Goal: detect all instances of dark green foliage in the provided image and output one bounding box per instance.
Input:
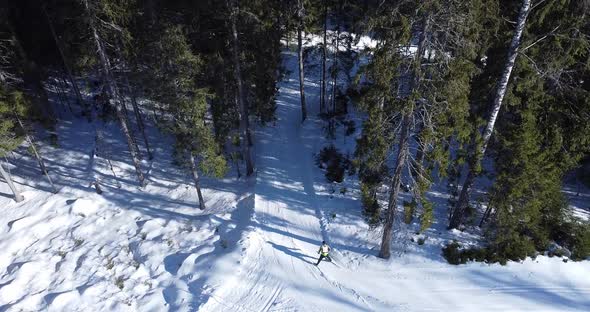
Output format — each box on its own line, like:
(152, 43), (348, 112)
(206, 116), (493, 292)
(444, 224), (590, 265)
(443, 241), (496, 265)
(0, 87), (27, 156)
(316, 145), (350, 183)
(571, 225), (590, 261)
(343, 120), (355, 136)
(419, 201), (434, 233)
(484, 0), (590, 256)
(361, 183), (380, 226)
(442, 241), (464, 265)
(550, 220), (590, 261)
(403, 200), (416, 224)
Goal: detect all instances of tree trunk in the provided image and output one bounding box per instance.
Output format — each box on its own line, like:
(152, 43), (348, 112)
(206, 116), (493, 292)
(332, 1), (342, 114)
(331, 6), (341, 114)
(320, 0), (328, 114)
(59, 76), (74, 114)
(189, 154), (206, 210)
(15, 115), (57, 193)
(379, 13), (430, 258)
(84, 0), (146, 187)
(120, 58), (153, 160)
(43, 6), (88, 119)
(449, 0), (531, 229)
(0, 161), (24, 202)
(412, 130), (427, 180)
(479, 204), (493, 227)
(119, 95), (140, 159)
(297, 0), (307, 122)
(379, 112), (412, 259)
(229, 0), (254, 176)
(52, 75), (68, 115)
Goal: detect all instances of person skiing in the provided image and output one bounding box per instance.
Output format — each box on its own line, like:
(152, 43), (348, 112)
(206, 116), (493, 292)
(315, 241), (332, 266)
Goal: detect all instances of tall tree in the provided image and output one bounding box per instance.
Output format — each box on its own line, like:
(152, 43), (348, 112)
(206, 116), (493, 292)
(0, 87), (25, 202)
(42, 5), (88, 119)
(81, 0), (146, 187)
(320, 0), (328, 114)
(229, 0), (254, 176)
(297, 0), (307, 122)
(449, 0), (531, 229)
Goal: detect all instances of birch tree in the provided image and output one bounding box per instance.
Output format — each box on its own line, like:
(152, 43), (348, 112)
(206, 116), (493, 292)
(449, 0), (531, 229)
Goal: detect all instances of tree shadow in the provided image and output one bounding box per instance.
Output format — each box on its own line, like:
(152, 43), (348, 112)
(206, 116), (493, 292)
(266, 241), (316, 264)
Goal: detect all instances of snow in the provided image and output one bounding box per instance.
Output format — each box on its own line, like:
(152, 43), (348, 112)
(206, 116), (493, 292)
(1, 37), (589, 312)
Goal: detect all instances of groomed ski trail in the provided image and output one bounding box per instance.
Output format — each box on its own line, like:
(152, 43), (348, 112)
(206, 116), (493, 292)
(197, 51), (373, 312)
(195, 50), (590, 312)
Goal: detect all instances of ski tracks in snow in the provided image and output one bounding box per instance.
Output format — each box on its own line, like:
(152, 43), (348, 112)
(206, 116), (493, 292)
(198, 52), (373, 312)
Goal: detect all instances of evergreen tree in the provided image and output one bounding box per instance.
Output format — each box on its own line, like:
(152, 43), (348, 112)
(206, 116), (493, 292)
(137, 24), (228, 209)
(0, 87), (26, 202)
(480, 0), (590, 259)
(80, 0), (146, 186)
(450, 0), (532, 229)
(297, 0), (307, 122)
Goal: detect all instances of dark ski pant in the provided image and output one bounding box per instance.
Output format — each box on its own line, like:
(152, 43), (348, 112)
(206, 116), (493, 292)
(315, 254), (332, 265)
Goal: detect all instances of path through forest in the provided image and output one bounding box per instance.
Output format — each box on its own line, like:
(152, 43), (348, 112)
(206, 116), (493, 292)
(196, 51), (590, 312)
(197, 50), (372, 311)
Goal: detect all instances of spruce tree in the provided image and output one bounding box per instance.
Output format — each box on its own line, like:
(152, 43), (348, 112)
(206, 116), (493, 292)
(449, 0), (532, 229)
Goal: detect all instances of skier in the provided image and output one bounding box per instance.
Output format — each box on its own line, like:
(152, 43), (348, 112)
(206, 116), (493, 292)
(315, 241), (332, 266)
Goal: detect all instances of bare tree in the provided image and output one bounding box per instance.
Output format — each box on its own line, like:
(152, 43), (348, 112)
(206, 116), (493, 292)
(117, 50), (153, 160)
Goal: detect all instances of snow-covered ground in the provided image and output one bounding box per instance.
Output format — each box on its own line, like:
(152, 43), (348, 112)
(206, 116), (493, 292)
(1, 41), (590, 311)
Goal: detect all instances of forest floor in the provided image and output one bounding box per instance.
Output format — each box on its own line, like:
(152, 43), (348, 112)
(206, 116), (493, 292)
(1, 40), (590, 311)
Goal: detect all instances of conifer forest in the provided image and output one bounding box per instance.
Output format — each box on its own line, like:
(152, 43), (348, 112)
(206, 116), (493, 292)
(1, 0), (589, 311)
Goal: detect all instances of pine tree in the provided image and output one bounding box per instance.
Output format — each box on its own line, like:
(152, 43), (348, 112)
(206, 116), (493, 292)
(80, 0), (146, 187)
(42, 4), (89, 119)
(297, 0), (307, 122)
(480, 0), (590, 259)
(0, 87), (25, 202)
(229, 0), (255, 176)
(449, 0), (532, 229)
(137, 24), (228, 209)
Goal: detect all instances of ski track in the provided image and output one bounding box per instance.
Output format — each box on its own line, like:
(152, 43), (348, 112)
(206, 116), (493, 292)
(2, 45), (590, 311)
(196, 50), (590, 312)
(198, 51), (374, 312)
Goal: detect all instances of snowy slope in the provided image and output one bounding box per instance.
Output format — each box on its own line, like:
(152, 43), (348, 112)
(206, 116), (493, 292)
(1, 43), (590, 312)
(0, 100), (249, 311)
(194, 51), (590, 312)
